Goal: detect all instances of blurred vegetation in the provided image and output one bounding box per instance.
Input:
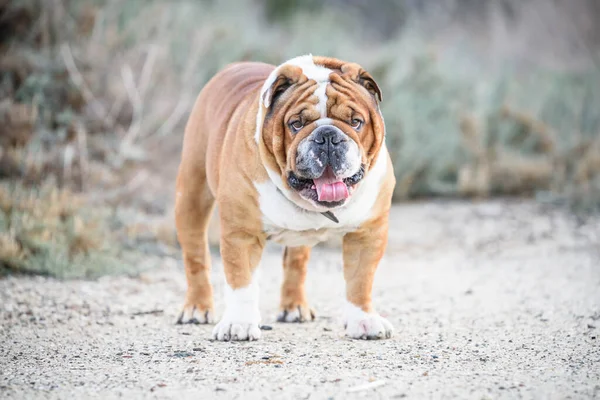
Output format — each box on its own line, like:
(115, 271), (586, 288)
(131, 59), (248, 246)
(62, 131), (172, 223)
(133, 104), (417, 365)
(0, 0), (599, 277)
(0, 181), (131, 278)
(0, 178), (179, 278)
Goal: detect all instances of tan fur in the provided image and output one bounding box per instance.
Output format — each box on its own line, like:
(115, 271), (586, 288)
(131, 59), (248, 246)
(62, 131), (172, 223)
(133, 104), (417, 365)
(343, 154), (395, 312)
(279, 246), (315, 321)
(176, 62), (272, 317)
(175, 56), (395, 329)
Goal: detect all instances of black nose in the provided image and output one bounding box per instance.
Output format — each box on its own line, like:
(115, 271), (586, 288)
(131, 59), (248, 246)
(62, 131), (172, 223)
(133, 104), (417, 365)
(313, 127), (345, 146)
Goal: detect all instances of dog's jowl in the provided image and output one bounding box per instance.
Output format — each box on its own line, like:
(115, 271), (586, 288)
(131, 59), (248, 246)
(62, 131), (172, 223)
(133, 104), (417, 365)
(175, 55), (395, 341)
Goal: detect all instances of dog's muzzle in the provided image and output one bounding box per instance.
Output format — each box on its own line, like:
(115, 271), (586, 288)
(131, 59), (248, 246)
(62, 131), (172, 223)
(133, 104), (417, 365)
(290, 125), (363, 206)
(295, 125), (358, 179)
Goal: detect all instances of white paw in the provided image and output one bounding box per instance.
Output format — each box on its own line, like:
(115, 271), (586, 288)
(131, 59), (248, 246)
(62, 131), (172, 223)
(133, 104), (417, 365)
(213, 320), (261, 341)
(277, 304), (315, 323)
(177, 305), (214, 324)
(344, 303), (393, 340)
(212, 279), (262, 341)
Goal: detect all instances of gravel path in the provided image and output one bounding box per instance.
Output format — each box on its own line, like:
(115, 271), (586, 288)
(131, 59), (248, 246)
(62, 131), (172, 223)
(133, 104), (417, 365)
(1, 200), (599, 399)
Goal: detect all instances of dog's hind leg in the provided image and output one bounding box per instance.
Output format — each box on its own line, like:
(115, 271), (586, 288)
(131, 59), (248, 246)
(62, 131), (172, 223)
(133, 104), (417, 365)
(175, 164), (216, 325)
(277, 246), (316, 323)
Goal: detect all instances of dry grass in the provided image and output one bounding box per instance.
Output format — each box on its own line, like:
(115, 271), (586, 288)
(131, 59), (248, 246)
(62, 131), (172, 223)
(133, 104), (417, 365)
(457, 103), (600, 211)
(0, 182), (155, 278)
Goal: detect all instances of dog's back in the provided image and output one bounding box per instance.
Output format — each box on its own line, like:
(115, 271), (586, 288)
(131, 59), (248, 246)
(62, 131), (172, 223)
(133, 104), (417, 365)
(180, 62), (273, 195)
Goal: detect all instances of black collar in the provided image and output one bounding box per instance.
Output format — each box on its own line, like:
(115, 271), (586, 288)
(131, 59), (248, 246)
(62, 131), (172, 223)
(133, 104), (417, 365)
(275, 187), (339, 224)
(320, 211), (339, 223)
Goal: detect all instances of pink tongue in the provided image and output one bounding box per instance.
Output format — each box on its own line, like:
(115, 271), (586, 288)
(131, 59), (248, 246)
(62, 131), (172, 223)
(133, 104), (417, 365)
(314, 167), (349, 202)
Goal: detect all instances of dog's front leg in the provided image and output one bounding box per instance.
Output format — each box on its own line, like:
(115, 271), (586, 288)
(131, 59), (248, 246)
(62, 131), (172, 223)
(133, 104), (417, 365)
(342, 215), (393, 340)
(212, 202), (266, 341)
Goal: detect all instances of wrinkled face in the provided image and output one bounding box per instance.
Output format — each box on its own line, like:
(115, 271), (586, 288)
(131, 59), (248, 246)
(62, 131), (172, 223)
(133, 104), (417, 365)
(256, 55), (385, 211)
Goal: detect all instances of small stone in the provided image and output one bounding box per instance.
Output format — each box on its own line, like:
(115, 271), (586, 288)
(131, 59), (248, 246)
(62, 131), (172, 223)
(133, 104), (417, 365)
(171, 351), (194, 358)
(260, 325), (273, 330)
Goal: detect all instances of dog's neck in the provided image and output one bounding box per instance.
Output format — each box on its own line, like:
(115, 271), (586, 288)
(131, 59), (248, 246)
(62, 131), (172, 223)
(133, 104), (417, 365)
(274, 187), (340, 224)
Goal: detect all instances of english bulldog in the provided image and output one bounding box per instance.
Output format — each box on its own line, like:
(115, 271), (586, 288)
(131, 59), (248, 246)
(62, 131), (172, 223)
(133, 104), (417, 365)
(175, 55), (395, 341)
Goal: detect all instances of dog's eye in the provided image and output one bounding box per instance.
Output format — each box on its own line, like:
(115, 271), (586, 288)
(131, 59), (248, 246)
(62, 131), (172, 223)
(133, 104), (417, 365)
(350, 118), (363, 130)
(289, 120), (303, 133)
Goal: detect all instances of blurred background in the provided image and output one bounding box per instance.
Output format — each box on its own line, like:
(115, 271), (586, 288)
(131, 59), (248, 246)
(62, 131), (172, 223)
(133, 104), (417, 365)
(1, 0), (599, 278)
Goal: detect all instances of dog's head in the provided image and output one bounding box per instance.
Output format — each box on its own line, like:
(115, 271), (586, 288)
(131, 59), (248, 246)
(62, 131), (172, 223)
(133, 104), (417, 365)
(256, 55), (385, 212)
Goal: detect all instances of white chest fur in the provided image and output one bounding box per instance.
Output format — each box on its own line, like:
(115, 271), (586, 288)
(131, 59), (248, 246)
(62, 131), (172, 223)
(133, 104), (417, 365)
(254, 146), (389, 247)
(265, 226), (353, 247)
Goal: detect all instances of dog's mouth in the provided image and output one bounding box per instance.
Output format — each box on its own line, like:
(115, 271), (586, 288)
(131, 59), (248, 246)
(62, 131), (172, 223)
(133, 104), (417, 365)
(287, 165), (365, 208)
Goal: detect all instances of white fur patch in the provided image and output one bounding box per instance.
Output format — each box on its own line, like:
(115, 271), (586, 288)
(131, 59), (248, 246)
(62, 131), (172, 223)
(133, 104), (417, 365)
(255, 100), (264, 146)
(314, 81), (328, 117)
(254, 144), (389, 246)
(341, 139), (362, 178)
(284, 56), (331, 118)
(285, 54), (331, 82)
(178, 305), (214, 324)
(315, 117), (333, 127)
(276, 305), (314, 323)
(255, 55), (332, 143)
(212, 272), (262, 341)
(344, 302), (393, 340)
(278, 307), (301, 322)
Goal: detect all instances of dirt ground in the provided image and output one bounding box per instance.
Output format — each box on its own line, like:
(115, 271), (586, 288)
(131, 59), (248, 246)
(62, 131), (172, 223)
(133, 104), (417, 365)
(1, 200), (599, 399)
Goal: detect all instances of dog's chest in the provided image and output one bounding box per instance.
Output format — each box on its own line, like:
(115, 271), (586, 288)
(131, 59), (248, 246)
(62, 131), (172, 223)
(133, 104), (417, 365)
(255, 182), (371, 247)
(254, 150), (389, 247)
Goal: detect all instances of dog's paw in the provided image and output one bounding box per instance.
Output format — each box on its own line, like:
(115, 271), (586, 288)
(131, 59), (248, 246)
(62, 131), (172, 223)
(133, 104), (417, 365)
(176, 304), (214, 325)
(212, 283), (262, 341)
(277, 303), (316, 323)
(212, 320), (261, 341)
(344, 303), (393, 340)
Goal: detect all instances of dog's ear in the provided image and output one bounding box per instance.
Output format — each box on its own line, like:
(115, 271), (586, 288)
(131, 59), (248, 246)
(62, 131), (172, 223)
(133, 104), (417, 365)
(356, 69), (382, 102)
(262, 65), (303, 108)
(341, 63), (383, 102)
